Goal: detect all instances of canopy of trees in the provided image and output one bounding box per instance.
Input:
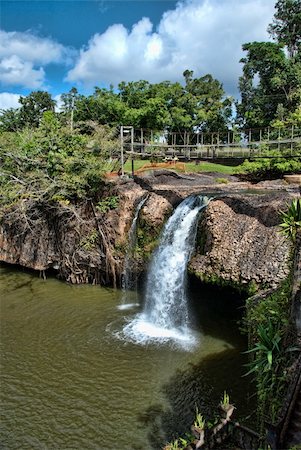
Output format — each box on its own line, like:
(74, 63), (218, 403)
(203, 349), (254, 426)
(0, 1), (300, 135)
(0, 72), (233, 133)
(237, 0), (301, 128)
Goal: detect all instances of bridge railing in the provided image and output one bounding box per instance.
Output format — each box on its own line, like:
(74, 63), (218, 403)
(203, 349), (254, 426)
(122, 125), (301, 160)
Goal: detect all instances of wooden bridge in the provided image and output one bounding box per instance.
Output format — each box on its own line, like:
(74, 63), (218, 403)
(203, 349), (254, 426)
(120, 125), (301, 165)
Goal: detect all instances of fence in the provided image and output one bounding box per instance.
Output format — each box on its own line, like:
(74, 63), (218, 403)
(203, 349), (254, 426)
(120, 125), (301, 161)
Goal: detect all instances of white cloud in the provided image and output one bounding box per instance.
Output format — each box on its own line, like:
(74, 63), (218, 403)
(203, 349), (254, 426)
(67, 0), (275, 95)
(0, 30), (71, 88)
(0, 55), (45, 89)
(0, 92), (20, 110)
(0, 30), (66, 65)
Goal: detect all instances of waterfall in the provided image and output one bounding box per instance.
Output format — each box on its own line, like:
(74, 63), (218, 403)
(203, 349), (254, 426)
(122, 195), (209, 348)
(119, 195), (148, 310)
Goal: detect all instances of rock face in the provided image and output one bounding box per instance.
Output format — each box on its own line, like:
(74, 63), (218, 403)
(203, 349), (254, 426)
(190, 195), (292, 290)
(0, 172), (298, 291)
(0, 181), (148, 285)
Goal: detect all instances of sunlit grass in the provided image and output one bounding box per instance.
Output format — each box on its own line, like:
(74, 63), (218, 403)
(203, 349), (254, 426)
(124, 159), (237, 175)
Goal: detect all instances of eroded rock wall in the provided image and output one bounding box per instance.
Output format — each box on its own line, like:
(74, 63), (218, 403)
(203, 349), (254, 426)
(0, 181), (148, 284)
(190, 195), (292, 290)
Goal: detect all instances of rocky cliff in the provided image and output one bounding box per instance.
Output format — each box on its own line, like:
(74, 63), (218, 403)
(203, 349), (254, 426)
(190, 195), (291, 291)
(0, 172), (298, 291)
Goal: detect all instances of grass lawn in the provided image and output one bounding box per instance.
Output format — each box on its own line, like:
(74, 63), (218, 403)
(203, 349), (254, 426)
(124, 159), (238, 175)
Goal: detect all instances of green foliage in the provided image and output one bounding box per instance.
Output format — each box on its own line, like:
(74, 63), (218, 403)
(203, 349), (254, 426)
(236, 149), (301, 180)
(279, 198), (301, 241)
(165, 439), (181, 450)
(245, 321), (282, 375)
(0, 112), (119, 210)
(237, 0), (301, 128)
(19, 91), (56, 128)
(221, 391), (230, 408)
(80, 229), (99, 251)
(62, 71), (232, 133)
(194, 408), (206, 429)
(215, 177), (229, 184)
(0, 108), (22, 132)
(243, 278), (293, 426)
(96, 196), (119, 214)
(245, 320), (284, 427)
(268, 0), (301, 59)
(191, 271), (258, 296)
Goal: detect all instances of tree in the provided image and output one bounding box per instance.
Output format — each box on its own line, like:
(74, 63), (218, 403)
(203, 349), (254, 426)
(268, 0), (301, 59)
(60, 87), (79, 130)
(237, 42), (289, 127)
(238, 0), (301, 128)
(19, 91), (56, 128)
(0, 108), (22, 132)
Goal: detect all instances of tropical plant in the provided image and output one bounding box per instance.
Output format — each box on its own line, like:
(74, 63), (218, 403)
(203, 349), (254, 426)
(221, 391), (230, 408)
(245, 321), (282, 376)
(164, 439), (181, 450)
(193, 408), (206, 429)
(279, 198), (301, 241)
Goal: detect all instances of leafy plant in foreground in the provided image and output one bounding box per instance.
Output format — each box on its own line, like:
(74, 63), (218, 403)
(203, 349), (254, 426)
(245, 321), (282, 376)
(279, 198), (301, 242)
(193, 408), (206, 429)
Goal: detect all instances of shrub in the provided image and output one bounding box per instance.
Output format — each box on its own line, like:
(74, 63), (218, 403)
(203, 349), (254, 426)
(236, 148), (301, 181)
(279, 198), (301, 242)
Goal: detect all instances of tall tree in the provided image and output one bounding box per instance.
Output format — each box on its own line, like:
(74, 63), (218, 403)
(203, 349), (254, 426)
(268, 0), (301, 59)
(19, 91), (56, 128)
(238, 0), (301, 128)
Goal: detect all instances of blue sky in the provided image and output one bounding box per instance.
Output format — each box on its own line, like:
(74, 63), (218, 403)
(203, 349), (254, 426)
(0, 0), (276, 109)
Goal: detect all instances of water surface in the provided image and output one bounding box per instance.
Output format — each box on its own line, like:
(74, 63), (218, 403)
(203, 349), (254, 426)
(0, 266), (252, 450)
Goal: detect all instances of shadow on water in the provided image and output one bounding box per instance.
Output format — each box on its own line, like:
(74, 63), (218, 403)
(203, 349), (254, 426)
(137, 277), (253, 450)
(188, 275), (248, 348)
(139, 347), (253, 450)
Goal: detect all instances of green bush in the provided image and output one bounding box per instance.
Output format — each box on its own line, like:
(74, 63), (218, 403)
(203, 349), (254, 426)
(0, 113), (119, 210)
(236, 148), (301, 180)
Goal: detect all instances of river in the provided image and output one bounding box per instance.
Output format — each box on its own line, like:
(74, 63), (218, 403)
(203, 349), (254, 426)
(0, 265), (252, 450)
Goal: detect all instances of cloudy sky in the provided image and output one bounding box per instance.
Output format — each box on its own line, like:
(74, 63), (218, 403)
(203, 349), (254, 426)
(0, 0), (276, 110)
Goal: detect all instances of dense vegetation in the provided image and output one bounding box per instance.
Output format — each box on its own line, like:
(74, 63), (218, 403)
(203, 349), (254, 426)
(0, 113), (120, 212)
(0, 1), (300, 187)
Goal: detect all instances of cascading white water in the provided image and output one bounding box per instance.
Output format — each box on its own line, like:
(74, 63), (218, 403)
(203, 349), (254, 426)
(121, 195), (209, 348)
(119, 195), (148, 310)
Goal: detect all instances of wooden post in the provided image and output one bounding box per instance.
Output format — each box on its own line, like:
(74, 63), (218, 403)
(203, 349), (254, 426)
(227, 131), (230, 156)
(131, 126), (134, 153)
(120, 126), (124, 176)
(140, 128), (143, 154)
(131, 158), (134, 177)
(249, 129), (252, 158)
